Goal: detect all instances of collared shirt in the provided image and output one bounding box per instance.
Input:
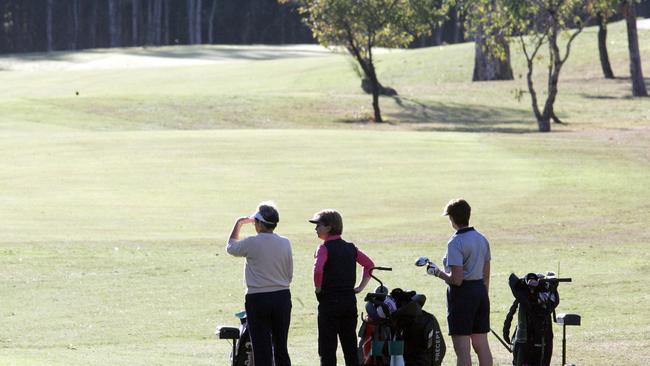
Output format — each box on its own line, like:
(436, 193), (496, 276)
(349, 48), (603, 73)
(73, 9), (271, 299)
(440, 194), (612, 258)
(313, 235), (374, 288)
(442, 227), (491, 281)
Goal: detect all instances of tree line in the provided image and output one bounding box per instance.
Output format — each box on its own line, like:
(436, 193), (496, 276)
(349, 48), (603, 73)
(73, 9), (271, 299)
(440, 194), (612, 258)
(0, 0), (312, 53)
(0, 0), (479, 54)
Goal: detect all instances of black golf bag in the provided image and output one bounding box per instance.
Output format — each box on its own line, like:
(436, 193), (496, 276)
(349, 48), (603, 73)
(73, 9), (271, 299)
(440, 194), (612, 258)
(503, 273), (560, 366)
(217, 312), (255, 366)
(358, 287), (446, 366)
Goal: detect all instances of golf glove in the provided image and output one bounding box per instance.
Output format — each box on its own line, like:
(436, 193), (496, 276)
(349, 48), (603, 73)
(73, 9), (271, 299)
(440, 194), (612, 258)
(426, 263), (441, 276)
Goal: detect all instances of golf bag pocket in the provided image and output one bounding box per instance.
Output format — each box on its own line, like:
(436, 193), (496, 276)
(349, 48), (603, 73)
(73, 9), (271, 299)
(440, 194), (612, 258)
(389, 340), (404, 355)
(371, 340), (385, 356)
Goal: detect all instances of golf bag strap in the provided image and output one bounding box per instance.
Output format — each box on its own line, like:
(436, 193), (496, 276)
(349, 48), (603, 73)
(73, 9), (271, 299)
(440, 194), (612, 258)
(503, 299), (519, 345)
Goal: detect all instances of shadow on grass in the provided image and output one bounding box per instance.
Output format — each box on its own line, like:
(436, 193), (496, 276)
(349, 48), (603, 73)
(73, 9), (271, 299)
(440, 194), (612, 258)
(337, 96), (537, 133)
(133, 45), (331, 61)
(579, 77), (650, 99)
(0, 45), (331, 63)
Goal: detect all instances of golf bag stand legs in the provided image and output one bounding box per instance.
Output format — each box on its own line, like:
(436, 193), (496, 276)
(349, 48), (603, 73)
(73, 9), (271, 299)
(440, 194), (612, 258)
(556, 313), (581, 366)
(217, 326), (241, 366)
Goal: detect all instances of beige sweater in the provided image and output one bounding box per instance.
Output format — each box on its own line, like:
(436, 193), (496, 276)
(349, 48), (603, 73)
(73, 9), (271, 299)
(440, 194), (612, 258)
(227, 232), (293, 294)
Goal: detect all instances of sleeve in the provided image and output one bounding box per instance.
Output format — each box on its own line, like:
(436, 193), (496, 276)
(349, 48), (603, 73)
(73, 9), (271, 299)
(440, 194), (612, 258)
(356, 248), (375, 279)
(226, 237), (250, 257)
(446, 238), (464, 267)
(287, 239), (294, 282)
(313, 244), (328, 288)
(485, 238), (491, 261)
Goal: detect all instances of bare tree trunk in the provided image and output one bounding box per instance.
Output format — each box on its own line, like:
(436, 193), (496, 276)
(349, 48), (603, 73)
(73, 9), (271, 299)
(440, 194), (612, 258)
(346, 34), (383, 123)
(472, 28), (514, 81)
(153, 0), (162, 44)
(187, 0), (195, 44)
(46, 0), (53, 52)
(89, 0), (97, 48)
(597, 12), (615, 79)
(70, 0), (81, 50)
(108, 0), (121, 47)
(0, 0), (5, 52)
(433, 26), (443, 46)
(622, 1), (648, 96)
(207, 0), (217, 44)
(145, 0), (152, 44)
(195, 0), (202, 44)
(132, 0), (139, 45)
(370, 68), (382, 122)
(163, 0), (170, 44)
(541, 25), (562, 131)
(453, 6), (463, 43)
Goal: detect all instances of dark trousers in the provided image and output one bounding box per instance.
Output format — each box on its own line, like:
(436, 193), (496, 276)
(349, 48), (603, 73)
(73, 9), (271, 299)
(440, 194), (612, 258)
(245, 289), (292, 366)
(318, 295), (359, 366)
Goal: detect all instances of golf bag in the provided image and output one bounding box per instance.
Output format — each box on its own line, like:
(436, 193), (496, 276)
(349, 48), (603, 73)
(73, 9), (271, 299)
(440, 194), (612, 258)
(217, 312), (255, 366)
(359, 287), (446, 366)
(503, 273), (560, 366)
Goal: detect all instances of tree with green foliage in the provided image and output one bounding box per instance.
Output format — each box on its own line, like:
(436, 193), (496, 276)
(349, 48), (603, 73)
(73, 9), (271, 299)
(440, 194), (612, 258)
(504, 0), (596, 132)
(291, 0), (447, 122)
(456, 0), (514, 81)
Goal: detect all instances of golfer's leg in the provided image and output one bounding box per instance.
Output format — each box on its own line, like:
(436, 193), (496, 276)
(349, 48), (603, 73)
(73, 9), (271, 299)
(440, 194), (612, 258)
(271, 290), (292, 366)
(338, 310), (359, 366)
(245, 293), (273, 366)
(452, 335), (472, 366)
(471, 333), (493, 366)
(318, 309), (338, 366)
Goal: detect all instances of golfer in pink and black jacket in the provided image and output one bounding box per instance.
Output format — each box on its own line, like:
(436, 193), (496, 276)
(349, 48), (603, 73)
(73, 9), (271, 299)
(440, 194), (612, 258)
(310, 209), (375, 366)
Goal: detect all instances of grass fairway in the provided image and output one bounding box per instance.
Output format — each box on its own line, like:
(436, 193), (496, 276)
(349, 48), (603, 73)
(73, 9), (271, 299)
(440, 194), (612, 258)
(1, 21), (650, 365)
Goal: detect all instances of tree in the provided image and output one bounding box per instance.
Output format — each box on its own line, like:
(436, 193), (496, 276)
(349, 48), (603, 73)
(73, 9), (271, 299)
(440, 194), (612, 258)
(504, 0), (595, 132)
(458, 0), (514, 81)
(195, 0), (203, 44)
(621, 0), (648, 96)
(108, 0), (122, 48)
(46, 0), (53, 52)
(207, 0), (218, 44)
(594, 0), (616, 78)
(292, 0), (445, 122)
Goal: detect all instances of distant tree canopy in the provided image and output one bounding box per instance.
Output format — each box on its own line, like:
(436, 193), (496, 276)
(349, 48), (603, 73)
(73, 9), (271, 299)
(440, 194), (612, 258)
(0, 0), (313, 54)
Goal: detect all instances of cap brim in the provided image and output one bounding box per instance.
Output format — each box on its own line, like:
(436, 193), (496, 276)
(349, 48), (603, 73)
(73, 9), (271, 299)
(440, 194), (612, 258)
(308, 219), (320, 224)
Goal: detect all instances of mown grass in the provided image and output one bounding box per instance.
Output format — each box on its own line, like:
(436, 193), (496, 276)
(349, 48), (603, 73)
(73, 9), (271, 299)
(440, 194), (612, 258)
(1, 20), (649, 366)
(1, 21), (648, 132)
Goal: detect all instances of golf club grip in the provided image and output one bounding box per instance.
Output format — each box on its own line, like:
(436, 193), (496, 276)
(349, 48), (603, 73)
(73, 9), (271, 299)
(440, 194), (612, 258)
(372, 266), (392, 271)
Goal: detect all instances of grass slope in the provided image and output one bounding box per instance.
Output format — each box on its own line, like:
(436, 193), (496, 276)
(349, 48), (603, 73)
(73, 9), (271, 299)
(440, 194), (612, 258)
(1, 21), (648, 132)
(0, 21), (649, 366)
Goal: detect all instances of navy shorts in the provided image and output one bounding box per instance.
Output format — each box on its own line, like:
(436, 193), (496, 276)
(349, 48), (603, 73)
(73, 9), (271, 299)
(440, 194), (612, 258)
(446, 280), (490, 336)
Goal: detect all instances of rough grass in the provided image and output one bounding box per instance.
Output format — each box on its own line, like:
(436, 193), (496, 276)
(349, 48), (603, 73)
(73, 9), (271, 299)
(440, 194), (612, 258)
(1, 20), (650, 366)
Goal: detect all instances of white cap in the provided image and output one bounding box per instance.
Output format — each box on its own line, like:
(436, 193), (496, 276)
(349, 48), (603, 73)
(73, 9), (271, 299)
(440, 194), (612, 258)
(250, 211), (275, 225)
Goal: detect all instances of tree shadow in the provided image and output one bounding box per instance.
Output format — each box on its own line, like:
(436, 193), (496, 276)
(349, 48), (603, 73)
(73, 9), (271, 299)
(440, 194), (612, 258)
(0, 45), (332, 63)
(580, 77), (650, 99)
(378, 96), (538, 133)
(134, 45), (332, 61)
